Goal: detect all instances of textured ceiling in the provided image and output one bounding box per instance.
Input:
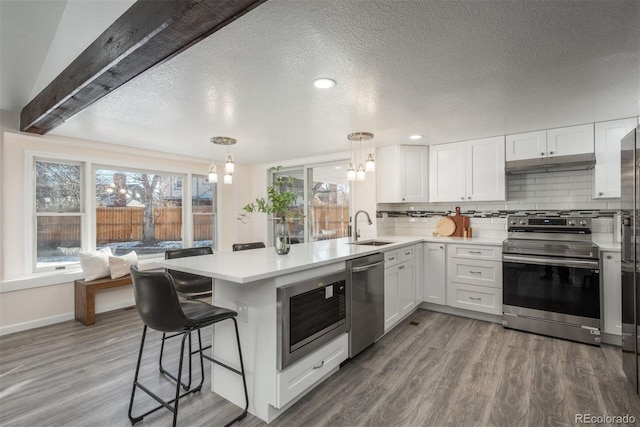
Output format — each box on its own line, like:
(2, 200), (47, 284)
(4, 1), (640, 165)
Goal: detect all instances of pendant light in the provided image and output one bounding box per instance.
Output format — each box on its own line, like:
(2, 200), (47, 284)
(347, 132), (374, 181)
(211, 136), (237, 184)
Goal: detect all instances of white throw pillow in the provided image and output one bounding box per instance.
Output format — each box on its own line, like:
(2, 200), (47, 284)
(109, 251), (138, 279)
(78, 247), (113, 281)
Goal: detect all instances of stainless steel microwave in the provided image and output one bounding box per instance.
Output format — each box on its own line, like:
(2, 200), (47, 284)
(277, 270), (349, 369)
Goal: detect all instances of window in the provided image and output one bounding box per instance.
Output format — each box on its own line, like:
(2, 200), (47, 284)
(271, 161), (351, 244)
(192, 175), (217, 248)
(35, 159), (83, 270)
(95, 167), (184, 256)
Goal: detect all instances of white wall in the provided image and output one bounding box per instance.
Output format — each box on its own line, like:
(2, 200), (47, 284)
(0, 131), (252, 335)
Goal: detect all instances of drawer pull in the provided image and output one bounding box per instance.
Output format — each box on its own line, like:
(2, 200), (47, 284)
(468, 251), (482, 254)
(399, 265), (405, 270)
(388, 256), (396, 261)
(405, 251), (411, 256)
(469, 297), (482, 301)
(313, 361), (325, 370)
(469, 270), (482, 274)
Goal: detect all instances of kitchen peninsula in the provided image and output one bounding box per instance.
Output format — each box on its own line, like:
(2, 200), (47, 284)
(159, 237), (419, 422)
(159, 235), (505, 422)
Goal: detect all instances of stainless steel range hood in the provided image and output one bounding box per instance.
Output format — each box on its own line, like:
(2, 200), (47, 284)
(505, 152), (596, 175)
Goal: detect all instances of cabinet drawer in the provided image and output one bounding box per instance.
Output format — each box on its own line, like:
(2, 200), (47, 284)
(398, 246), (415, 263)
(449, 244), (502, 261)
(448, 258), (502, 288)
(385, 250), (400, 267)
(275, 333), (348, 408)
(448, 282), (502, 315)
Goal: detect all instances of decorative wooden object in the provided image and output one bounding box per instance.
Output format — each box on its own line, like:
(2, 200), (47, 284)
(451, 207), (470, 238)
(20, 0), (267, 135)
(74, 276), (132, 326)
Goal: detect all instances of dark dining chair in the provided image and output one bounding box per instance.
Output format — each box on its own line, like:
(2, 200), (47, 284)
(232, 242), (266, 251)
(128, 266), (248, 427)
(161, 247), (213, 390)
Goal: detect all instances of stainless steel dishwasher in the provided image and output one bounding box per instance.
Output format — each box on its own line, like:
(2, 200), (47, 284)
(347, 252), (385, 358)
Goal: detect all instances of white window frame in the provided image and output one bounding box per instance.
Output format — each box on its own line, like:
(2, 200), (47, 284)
(25, 149), (217, 276)
(32, 157), (85, 273)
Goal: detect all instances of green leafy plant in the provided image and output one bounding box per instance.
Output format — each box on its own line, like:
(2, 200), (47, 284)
(238, 167), (303, 223)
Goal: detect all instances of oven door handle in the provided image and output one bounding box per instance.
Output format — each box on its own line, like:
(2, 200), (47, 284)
(502, 254), (599, 269)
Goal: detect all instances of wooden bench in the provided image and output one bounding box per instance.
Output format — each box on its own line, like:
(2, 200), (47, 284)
(74, 276), (132, 326)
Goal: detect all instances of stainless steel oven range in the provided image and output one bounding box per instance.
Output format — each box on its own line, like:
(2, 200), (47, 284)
(502, 215), (601, 345)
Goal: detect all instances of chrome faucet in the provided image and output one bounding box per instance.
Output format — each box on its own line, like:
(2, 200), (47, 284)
(353, 210), (372, 241)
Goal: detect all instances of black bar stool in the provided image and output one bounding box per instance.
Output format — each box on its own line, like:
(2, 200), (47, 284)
(128, 266), (248, 427)
(232, 242), (265, 251)
(160, 247), (214, 390)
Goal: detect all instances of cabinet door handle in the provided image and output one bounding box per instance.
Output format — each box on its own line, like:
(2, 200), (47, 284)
(549, 151), (554, 155)
(440, 246), (444, 249)
(405, 251), (411, 255)
(399, 265), (405, 270)
(607, 255), (612, 259)
(599, 192), (604, 196)
(541, 152), (545, 156)
(461, 197), (465, 200)
(313, 360), (325, 370)
(469, 297), (482, 301)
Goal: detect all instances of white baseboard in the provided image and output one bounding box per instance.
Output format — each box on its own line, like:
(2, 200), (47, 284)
(0, 298), (135, 337)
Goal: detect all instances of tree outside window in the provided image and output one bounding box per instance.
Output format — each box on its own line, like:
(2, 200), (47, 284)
(95, 168), (184, 256)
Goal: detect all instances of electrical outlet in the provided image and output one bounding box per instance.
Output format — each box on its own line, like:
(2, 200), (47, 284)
(235, 302), (248, 323)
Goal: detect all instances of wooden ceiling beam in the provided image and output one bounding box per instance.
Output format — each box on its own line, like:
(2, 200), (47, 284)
(20, 0), (267, 135)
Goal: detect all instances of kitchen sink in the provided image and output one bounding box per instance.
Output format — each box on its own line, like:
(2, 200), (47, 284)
(348, 240), (393, 246)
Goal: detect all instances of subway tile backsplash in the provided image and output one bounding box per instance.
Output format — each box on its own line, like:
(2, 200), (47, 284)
(377, 168), (621, 214)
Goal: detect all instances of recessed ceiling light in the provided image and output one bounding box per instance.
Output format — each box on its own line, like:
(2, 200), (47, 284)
(313, 78), (336, 89)
(409, 135), (423, 140)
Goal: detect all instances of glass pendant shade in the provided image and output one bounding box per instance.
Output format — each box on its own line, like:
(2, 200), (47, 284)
(365, 153), (375, 172)
(208, 164), (218, 183)
(356, 164), (366, 181)
(347, 162), (356, 181)
(225, 154), (235, 173)
(223, 171), (232, 184)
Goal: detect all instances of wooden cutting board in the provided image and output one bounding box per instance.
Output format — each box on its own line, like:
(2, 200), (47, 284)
(433, 217), (456, 237)
(451, 207), (469, 237)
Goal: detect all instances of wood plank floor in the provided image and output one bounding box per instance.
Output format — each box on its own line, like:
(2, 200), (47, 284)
(2, 307), (640, 426)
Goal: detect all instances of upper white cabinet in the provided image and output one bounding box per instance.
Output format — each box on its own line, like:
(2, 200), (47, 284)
(429, 136), (505, 203)
(376, 145), (429, 203)
(505, 130), (547, 161)
(594, 118), (638, 199)
(506, 124), (594, 161)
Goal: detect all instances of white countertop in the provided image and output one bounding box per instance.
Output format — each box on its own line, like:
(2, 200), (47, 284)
(158, 237), (423, 283)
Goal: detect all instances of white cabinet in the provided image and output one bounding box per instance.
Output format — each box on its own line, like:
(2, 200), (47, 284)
(594, 118), (638, 199)
(602, 251), (621, 336)
(423, 243), (446, 305)
(429, 136), (505, 203)
(275, 333), (348, 408)
(446, 244), (502, 315)
(506, 124), (594, 161)
(376, 145), (429, 203)
(415, 243), (423, 303)
(384, 245), (416, 331)
(505, 130), (547, 161)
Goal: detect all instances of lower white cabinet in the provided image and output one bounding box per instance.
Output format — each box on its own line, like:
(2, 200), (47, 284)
(602, 251), (622, 336)
(446, 244), (503, 315)
(275, 333), (348, 408)
(415, 244), (424, 303)
(384, 246), (416, 331)
(423, 243), (446, 305)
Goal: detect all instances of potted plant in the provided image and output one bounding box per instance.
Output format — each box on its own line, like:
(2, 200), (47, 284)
(238, 168), (302, 254)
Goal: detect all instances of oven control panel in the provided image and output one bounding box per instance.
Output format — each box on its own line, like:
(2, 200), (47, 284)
(507, 215), (591, 231)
